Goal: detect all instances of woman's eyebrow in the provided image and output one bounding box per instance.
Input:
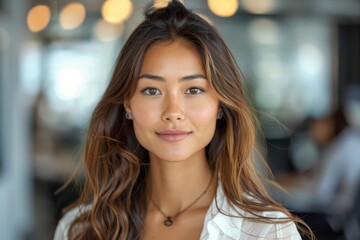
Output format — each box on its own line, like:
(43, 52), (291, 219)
(138, 73), (207, 81)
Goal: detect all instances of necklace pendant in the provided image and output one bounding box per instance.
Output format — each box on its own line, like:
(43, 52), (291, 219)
(164, 216), (173, 226)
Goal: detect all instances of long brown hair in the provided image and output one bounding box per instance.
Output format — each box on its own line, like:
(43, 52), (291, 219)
(66, 1), (313, 239)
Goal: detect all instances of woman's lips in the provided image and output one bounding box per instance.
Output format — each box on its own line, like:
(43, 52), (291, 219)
(156, 130), (191, 142)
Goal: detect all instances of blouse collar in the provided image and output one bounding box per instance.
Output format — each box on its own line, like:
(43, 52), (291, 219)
(201, 182), (245, 240)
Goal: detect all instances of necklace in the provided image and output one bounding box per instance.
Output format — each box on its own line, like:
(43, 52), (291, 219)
(150, 174), (214, 227)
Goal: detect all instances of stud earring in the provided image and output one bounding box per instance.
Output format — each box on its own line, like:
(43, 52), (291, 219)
(125, 112), (132, 120)
(217, 111), (223, 119)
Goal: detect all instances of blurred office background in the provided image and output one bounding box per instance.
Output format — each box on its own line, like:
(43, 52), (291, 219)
(0, 0), (359, 239)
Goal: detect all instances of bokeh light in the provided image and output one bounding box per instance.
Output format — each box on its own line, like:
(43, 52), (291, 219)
(102, 0), (133, 24)
(241, 0), (277, 14)
(208, 0), (238, 17)
(27, 5), (51, 32)
(59, 2), (86, 30)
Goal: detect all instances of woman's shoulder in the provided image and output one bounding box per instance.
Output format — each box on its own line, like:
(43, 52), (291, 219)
(205, 203), (301, 239)
(53, 205), (90, 240)
(202, 186), (301, 239)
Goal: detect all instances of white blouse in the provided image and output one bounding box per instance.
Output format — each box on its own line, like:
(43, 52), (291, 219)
(54, 186), (301, 240)
(199, 186), (301, 239)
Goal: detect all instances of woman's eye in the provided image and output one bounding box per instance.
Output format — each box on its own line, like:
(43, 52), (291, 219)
(185, 88), (204, 95)
(142, 88), (161, 95)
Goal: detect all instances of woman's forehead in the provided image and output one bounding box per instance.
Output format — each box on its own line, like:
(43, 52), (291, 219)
(139, 39), (206, 77)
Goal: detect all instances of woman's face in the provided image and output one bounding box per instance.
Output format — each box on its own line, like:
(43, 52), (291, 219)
(126, 39), (219, 162)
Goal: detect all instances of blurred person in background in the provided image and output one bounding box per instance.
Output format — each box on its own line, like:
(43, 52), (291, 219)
(277, 85), (360, 239)
(53, 1), (312, 239)
(316, 85), (360, 238)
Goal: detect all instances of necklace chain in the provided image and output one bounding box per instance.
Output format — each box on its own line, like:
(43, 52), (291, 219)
(150, 174), (214, 227)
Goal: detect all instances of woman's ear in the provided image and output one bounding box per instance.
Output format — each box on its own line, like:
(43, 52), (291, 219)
(124, 100), (131, 112)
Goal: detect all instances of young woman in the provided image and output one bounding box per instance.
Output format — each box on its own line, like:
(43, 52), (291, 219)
(54, 1), (312, 239)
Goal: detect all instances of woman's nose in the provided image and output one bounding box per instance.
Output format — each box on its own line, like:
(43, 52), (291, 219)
(162, 95), (185, 122)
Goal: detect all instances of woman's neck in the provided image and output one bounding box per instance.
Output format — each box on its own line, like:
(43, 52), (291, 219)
(147, 153), (215, 216)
